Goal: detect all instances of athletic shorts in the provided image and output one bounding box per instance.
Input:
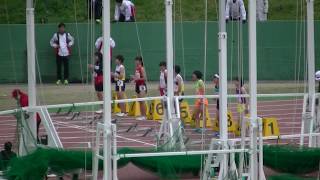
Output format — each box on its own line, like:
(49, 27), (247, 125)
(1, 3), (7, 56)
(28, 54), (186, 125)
(216, 99), (219, 110)
(179, 92), (184, 102)
(95, 83), (103, 92)
(135, 83), (147, 94)
(115, 80), (126, 92)
(195, 98), (208, 108)
(159, 88), (166, 96)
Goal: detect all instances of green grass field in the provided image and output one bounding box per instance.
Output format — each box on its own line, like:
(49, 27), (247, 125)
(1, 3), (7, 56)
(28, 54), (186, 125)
(1, 0), (319, 24)
(0, 81), (309, 111)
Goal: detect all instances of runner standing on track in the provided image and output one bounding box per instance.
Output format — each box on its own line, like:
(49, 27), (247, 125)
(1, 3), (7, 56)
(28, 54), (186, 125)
(192, 70), (208, 133)
(11, 89), (41, 140)
(158, 61), (167, 96)
(88, 52), (104, 114)
(233, 77), (248, 114)
(174, 65), (184, 97)
(131, 56), (147, 121)
(113, 55), (127, 117)
(212, 74), (220, 123)
(233, 77), (249, 132)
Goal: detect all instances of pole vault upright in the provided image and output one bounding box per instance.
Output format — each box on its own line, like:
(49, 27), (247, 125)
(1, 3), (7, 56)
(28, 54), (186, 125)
(23, 0), (37, 155)
(102, 0), (112, 179)
(307, 0), (315, 109)
(248, 0), (259, 179)
(306, 0), (316, 147)
(165, 0), (175, 138)
(218, 0), (228, 177)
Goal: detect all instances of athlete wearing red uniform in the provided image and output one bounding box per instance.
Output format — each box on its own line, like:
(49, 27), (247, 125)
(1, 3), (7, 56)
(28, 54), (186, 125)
(132, 56), (147, 120)
(134, 60), (147, 94)
(11, 89), (41, 138)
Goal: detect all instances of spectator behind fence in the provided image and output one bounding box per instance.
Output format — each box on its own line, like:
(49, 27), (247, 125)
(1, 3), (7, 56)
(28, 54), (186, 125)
(50, 23), (74, 85)
(114, 0), (136, 22)
(0, 142), (17, 170)
(257, 0), (269, 21)
(225, 0), (247, 23)
(87, 0), (102, 23)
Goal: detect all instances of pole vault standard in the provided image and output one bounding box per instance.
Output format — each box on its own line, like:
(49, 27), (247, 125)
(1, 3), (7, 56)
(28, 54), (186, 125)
(102, 0), (112, 179)
(162, 0), (175, 142)
(165, 0), (174, 110)
(248, 0), (260, 179)
(218, 0), (229, 178)
(23, 0), (37, 156)
(307, 0), (315, 110)
(306, 0), (317, 148)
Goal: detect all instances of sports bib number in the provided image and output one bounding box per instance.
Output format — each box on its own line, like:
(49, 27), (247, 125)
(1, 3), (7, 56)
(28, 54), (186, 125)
(139, 85), (146, 92)
(117, 80), (124, 87)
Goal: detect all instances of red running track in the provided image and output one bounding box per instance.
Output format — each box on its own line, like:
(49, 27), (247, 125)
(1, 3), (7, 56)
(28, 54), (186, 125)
(0, 99), (304, 179)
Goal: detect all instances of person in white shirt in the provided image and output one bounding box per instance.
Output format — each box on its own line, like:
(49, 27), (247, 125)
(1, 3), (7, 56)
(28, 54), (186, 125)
(158, 61), (167, 96)
(174, 65), (184, 97)
(95, 37), (116, 56)
(257, 0), (268, 21)
(50, 23), (74, 85)
(225, 0), (247, 23)
(114, 0), (135, 22)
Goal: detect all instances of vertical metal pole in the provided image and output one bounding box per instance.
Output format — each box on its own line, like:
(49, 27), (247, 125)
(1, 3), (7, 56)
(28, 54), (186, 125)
(306, 0), (315, 109)
(24, 0), (37, 155)
(248, 0), (258, 179)
(165, 0), (174, 116)
(306, 0), (316, 150)
(258, 118), (266, 180)
(112, 124), (118, 180)
(102, 0), (112, 179)
(92, 129), (101, 180)
(218, 0), (228, 178)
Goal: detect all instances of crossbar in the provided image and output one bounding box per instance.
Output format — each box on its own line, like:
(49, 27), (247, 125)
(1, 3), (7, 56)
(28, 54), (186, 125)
(0, 93), (313, 116)
(117, 149), (249, 159)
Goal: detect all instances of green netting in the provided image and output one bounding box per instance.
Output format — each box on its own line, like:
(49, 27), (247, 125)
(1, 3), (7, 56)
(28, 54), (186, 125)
(5, 148), (105, 180)
(6, 145), (320, 180)
(268, 174), (317, 180)
(5, 148), (202, 180)
(263, 145), (320, 174)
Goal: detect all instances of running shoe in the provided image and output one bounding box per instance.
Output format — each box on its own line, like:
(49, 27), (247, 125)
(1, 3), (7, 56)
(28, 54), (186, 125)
(116, 112), (125, 117)
(47, 174), (57, 178)
(95, 109), (103, 114)
(136, 116), (146, 121)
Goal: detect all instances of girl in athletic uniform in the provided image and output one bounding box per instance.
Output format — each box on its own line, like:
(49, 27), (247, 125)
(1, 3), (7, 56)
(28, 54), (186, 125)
(88, 52), (104, 114)
(174, 65), (185, 98)
(192, 70), (208, 132)
(113, 55), (127, 117)
(174, 65), (184, 97)
(234, 77), (248, 114)
(159, 61), (167, 96)
(213, 74), (220, 123)
(132, 56), (147, 120)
